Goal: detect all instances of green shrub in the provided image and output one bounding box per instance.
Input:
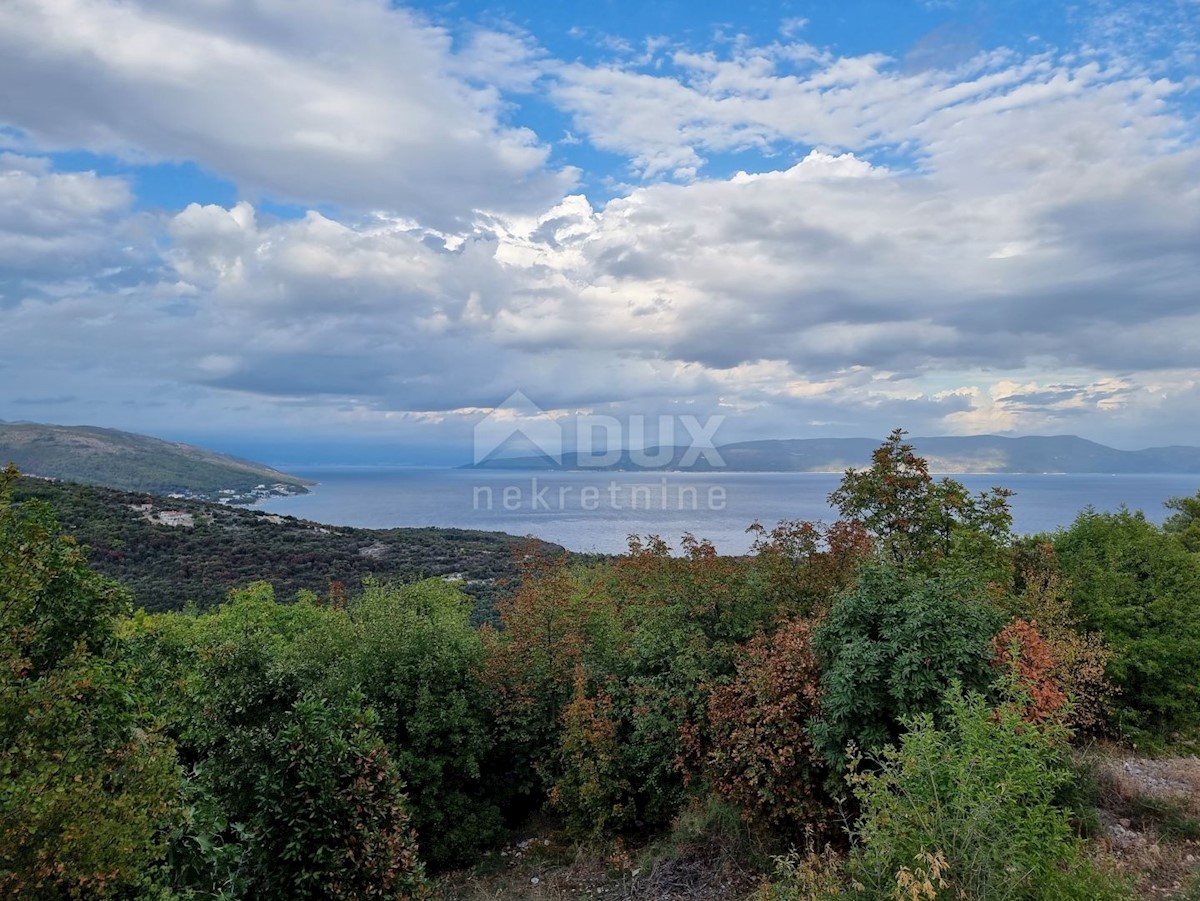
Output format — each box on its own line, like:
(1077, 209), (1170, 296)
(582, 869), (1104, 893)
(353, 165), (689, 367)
(335, 579), (503, 868)
(244, 693), (426, 900)
(843, 687), (1132, 900)
(549, 669), (635, 838)
(809, 562), (1002, 771)
(1054, 509), (1200, 736)
(0, 466), (181, 898)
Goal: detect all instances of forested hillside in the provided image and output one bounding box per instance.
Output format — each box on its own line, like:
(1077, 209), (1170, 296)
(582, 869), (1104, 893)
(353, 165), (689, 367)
(11, 476), (563, 617)
(0, 422), (312, 499)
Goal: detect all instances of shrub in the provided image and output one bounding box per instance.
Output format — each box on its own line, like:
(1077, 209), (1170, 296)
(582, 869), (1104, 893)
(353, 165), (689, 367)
(481, 552), (612, 810)
(992, 619), (1068, 725)
(1006, 541), (1114, 733)
(0, 650), (181, 899)
(809, 562), (1002, 771)
(0, 466), (181, 898)
(843, 688), (1132, 900)
(754, 843), (845, 901)
(336, 579), (503, 868)
(245, 694), (426, 900)
(698, 617), (829, 830)
(1054, 509), (1200, 736)
(549, 667), (635, 838)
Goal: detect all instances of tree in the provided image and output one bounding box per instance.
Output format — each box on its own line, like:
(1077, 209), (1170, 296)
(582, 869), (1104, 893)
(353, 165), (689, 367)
(1054, 509), (1200, 736)
(0, 465), (180, 898)
(1164, 488), (1200, 552)
(828, 429), (1013, 584)
(334, 578), (502, 869)
(126, 583), (427, 895)
(809, 561), (1003, 771)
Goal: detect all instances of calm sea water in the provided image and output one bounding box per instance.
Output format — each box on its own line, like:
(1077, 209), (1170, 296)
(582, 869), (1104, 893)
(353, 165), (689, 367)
(257, 469), (1200, 555)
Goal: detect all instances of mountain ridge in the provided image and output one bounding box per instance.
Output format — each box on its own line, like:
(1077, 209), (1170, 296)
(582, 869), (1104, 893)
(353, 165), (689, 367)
(471, 433), (1200, 474)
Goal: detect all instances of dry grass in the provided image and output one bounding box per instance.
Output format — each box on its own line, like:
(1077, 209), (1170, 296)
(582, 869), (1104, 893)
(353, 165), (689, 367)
(432, 812), (762, 901)
(1089, 748), (1200, 898)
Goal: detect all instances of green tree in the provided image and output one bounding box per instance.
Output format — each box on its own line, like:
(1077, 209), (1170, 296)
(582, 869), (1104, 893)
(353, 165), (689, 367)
(332, 578), (503, 869)
(125, 584), (427, 896)
(0, 465), (180, 898)
(1054, 508), (1200, 736)
(829, 429), (1013, 583)
(1164, 488), (1200, 553)
(809, 561), (1003, 771)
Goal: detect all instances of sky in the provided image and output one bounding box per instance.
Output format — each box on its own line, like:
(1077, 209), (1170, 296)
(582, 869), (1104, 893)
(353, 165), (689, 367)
(1, 0), (1198, 464)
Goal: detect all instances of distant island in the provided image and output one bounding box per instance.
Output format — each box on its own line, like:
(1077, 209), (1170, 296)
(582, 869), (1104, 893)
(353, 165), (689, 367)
(0, 422), (312, 502)
(472, 433), (1200, 474)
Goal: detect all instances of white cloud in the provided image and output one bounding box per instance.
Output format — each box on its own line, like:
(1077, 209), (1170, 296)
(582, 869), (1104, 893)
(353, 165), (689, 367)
(547, 38), (1189, 185)
(2, 17), (1200, 448)
(0, 154), (152, 294)
(0, 0), (573, 226)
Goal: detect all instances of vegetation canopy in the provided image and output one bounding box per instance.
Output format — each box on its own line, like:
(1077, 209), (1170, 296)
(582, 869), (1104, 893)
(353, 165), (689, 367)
(2, 433), (1197, 899)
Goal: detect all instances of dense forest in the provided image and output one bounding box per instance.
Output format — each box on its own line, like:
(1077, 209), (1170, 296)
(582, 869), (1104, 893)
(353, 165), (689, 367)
(3, 431), (1200, 899)
(10, 477), (565, 620)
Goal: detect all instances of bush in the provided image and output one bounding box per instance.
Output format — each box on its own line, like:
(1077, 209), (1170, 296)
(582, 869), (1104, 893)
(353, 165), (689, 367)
(992, 619), (1068, 724)
(245, 694), (426, 900)
(698, 617), (829, 830)
(335, 579), (503, 868)
(809, 562), (1002, 771)
(549, 667), (634, 838)
(1006, 541), (1114, 733)
(843, 688), (1131, 900)
(1054, 509), (1200, 736)
(481, 552), (614, 811)
(138, 585), (429, 896)
(0, 466), (181, 898)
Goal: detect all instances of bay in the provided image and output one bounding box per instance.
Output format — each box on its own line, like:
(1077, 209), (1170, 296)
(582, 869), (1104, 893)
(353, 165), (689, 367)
(257, 469), (1200, 555)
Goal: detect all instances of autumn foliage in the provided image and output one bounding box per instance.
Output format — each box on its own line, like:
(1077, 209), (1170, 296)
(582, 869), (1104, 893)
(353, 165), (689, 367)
(992, 619), (1069, 724)
(695, 617), (828, 830)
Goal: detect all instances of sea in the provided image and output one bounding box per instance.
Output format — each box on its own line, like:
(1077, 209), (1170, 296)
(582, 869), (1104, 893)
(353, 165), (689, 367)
(257, 469), (1200, 555)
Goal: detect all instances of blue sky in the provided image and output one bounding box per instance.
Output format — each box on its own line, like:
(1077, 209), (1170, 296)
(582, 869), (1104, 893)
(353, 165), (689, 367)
(1, 0), (1198, 462)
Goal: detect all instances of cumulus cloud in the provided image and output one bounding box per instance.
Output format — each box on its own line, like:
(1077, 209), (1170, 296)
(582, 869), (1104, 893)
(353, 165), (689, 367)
(2, 10), (1199, 449)
(0, 0), (573, 226)
(0, 153), (159, 307)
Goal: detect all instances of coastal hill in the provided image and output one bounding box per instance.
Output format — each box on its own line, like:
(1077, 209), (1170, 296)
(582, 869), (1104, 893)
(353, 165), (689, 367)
(0, 421), (312, 501)
(11, 476), (562, 617)
(473, 433), (1200, 474)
